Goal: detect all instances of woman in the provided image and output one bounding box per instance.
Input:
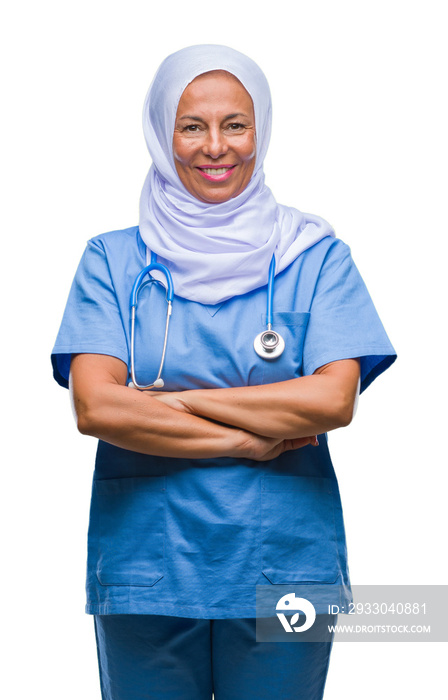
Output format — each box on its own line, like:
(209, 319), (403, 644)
(52, 45), (396, 700)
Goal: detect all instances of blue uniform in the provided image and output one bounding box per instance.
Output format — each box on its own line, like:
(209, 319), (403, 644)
(52, 226), (396, 620)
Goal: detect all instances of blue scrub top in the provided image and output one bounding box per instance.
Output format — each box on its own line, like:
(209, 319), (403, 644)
(52, 226), (396, 618)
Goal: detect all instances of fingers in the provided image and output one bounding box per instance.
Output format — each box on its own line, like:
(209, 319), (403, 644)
(282, 435), (319, 452)
(249, 433), (320, 461)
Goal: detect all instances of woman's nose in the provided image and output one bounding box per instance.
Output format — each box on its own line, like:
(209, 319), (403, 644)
(202, 128), (228, 158)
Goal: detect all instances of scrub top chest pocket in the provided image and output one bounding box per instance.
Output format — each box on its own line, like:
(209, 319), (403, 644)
(261, 475), (340, 585)
(259, 312), (310, 384)
(92, 476), (166, 587)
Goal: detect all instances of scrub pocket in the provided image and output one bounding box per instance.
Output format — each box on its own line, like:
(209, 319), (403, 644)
(93, 476), (166, 587)
(261, 475), (340, 584)
(260, 312), (310, 384)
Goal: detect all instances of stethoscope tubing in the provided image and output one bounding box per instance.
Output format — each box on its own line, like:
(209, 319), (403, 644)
(129, 260), (174, 390)
(129, 251), (284, 390)
(130, 262), (174, 306)
(266, 255), (275, 330)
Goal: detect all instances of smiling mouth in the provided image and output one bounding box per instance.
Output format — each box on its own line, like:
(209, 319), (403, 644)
(196, 165), (236, 182)
(200, 167), (232, 175)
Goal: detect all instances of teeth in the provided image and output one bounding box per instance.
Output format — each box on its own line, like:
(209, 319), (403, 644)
(201, 168), (230, 175)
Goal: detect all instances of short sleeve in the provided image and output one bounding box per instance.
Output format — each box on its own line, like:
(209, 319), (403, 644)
(51, 239), (129, 389)
(302, 241), (396, 393)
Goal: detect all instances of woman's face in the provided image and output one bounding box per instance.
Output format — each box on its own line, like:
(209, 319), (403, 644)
(173, 71), (256, 204)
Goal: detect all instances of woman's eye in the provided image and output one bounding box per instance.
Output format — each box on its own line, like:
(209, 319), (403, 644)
(227, 123), (245, 131)
(181, 124), (201, 134)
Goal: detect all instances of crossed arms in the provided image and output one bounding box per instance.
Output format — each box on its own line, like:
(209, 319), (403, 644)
(70, 353), (360, 462)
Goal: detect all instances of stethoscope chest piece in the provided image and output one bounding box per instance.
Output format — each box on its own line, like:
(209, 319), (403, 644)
(253, 254), (285, 360)
(253, 329), (285, 360)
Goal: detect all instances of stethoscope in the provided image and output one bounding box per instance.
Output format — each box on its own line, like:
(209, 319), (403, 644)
(128, 252), (285, 390)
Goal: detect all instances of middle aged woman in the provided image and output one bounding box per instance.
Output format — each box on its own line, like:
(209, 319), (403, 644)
(52, 45), (396, 700)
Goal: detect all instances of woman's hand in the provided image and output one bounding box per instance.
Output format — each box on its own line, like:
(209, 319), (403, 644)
(236, 432), (319, 461)
(153, 391), (319, 459)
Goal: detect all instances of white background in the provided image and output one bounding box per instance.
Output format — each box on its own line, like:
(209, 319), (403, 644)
(2, 0), (447, 697)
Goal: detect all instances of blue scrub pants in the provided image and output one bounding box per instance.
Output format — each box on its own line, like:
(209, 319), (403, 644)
(94, 614), (336, 699)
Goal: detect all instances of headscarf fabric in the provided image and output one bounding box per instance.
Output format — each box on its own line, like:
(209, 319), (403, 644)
(139, 44), (334, 304)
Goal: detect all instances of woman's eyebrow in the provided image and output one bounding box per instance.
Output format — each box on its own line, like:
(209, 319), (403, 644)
(178, 113), (250, 122)
(178, 115), (206, 123)
(225, 113), (250, 120)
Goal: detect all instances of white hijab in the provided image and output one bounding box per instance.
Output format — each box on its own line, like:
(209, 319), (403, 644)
(139, 44), (334, 304)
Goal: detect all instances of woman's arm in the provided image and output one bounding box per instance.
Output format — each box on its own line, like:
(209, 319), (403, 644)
(154, 359), (361, 439)
(69, 353), (318, 460)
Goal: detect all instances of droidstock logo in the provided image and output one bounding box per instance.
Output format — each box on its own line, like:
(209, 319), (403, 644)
(276, 593), (316, 632)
